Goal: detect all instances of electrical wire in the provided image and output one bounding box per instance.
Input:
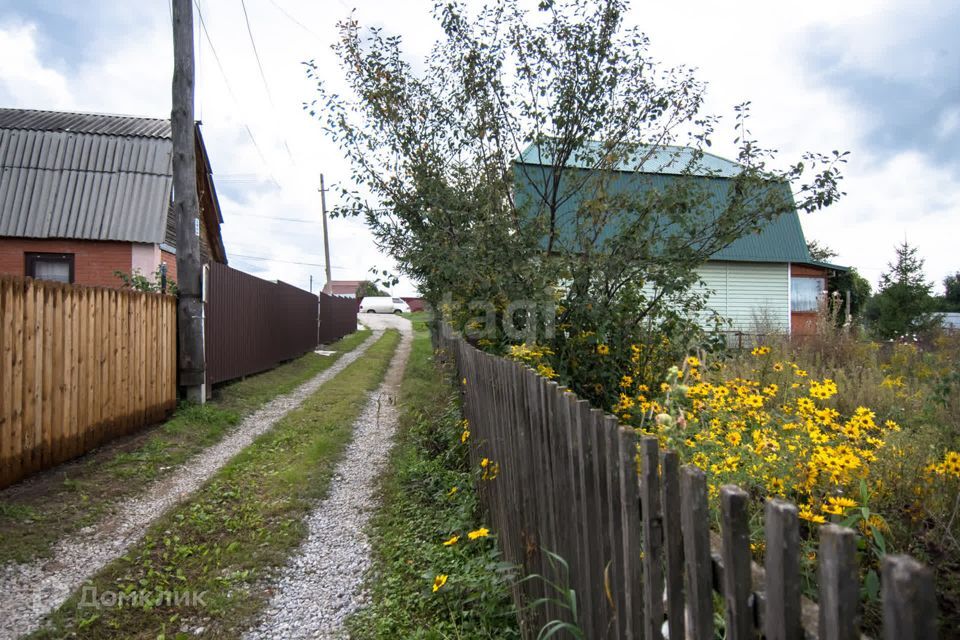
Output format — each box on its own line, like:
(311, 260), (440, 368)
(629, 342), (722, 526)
(227, 212), (320, 224)
(230, 253), (349, 270)
(192, 0), (281, 188)
(238, 0), (296, 165)
(239, 0), (275, 108)
(266, 0), (324, 41)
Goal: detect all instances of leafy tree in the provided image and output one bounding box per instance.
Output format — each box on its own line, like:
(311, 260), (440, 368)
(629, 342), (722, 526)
(312, 0), (846, 403)
(865, 241), (939, 339)
(937, 272), (960, 312)
(807, 239), (839, 262)
(828, 268), (871, 325)
(356, 280), (389, 297)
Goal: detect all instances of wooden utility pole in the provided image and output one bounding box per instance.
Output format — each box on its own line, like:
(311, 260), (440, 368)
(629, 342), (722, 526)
(172, 0), (205, 403)
(319, 174), (333, 291)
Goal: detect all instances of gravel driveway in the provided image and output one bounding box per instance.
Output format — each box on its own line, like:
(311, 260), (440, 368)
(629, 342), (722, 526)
(245, 313), (413, 639)
(0, 325), (384, 640)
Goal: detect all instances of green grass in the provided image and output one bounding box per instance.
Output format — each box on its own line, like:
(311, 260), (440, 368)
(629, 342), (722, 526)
(0, 329), (371, 567)
(28, 329), (400, 640)
(401, 310), (432, 333)
(347, 326), (519, 639)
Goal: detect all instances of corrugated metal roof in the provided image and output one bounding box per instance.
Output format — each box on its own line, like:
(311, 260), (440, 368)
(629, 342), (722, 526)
(515, 142), (813, 264)
(0, 128), (172, 243)
(0, 109), (176, 244)
(518, 140), (743, 177)
(0, 108), (171, 139)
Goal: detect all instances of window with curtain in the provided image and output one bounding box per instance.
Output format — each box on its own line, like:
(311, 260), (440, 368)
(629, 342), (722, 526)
(791, 277), (825, 312)
(25, 253), (74, 283)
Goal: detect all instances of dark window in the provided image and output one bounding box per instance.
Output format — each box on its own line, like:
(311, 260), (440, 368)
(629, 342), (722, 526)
(25, 253), (74, 283)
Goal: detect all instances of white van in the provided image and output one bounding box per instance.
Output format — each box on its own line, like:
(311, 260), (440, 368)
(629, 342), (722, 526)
(359, 296), (411, 314)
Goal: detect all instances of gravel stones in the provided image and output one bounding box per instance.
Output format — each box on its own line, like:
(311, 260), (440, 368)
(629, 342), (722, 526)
(245, 316), (413, 639)
(0, 329), (382, 640)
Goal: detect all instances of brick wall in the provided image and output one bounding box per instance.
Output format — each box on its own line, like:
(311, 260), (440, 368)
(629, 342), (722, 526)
(0, 238), (133, 288)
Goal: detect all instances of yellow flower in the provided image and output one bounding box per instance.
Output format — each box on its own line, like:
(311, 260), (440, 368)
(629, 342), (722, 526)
(468, 527), (490, 540)
(442, 535), (460, 546)
(773, 362), (784, 372)
(751, 346), (771, 356)
(596, 344), (610, 356)
(798, 505), (826, 524)
(432, 574), (448, 592)
(795, 369), (808, 378)
(461, 429), (470, 443)
(447, 486), (458, 497)
(686, 356), (701, 367)
(827, 496), (858, 510)
(620, 375), (634, 388)
(726, 431), (743, 446)
(480, 458), (489, 468)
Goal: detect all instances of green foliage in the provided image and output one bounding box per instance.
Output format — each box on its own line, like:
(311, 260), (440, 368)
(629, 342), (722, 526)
(936, 272), (960, 312)
(865, 241), (939, 339)
(348, 329), (519, 638)
(829, 267), (872, 325)
(356, 279), (389, 297)
(114, 267), (176, 295)
(313, 0), (846, 401)
(807, 239), (838, 262)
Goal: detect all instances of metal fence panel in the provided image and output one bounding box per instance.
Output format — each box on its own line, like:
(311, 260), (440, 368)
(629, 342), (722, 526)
(205, 263), (318, 385)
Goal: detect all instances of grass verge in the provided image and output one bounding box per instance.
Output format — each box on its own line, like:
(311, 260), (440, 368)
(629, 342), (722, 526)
(347, 326), (519, 639)
(0, 329), (371, 567)
(28, 329), (399, 640)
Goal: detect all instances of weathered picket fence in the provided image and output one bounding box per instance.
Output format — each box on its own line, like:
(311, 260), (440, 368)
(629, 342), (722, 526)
(437, 325), (939, 640)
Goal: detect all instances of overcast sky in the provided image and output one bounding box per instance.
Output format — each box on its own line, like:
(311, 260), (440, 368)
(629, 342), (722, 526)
(1, 0), (957, 295)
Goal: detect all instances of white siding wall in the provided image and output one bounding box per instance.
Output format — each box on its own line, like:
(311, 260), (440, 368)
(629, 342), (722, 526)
(695, 262), (789, 333)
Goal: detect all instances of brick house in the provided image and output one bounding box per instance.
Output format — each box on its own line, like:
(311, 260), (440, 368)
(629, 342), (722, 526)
(0, 108), (227, 288)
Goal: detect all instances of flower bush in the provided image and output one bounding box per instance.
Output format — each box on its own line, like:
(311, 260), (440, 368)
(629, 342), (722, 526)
(637, 338), (960, 628)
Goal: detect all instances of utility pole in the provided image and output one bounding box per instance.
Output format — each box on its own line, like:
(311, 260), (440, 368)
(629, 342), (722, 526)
(319, 174), (333, 293)
(172, 0), (205, 403)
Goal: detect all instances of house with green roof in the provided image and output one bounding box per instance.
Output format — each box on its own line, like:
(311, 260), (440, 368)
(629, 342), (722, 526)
(514, 141), (846, 338)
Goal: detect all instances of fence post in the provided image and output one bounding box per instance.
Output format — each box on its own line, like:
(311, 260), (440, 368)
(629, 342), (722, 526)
(660, 450), (685, 640)
(881, 555), (938, 640)
(764, 498), (801, 640)
(720, 485), (752, 640)
(817, 524), (859, 640)
(680, 465), (714, 640)
(619, 425), (643, 639)
(639, 436), (663, 640)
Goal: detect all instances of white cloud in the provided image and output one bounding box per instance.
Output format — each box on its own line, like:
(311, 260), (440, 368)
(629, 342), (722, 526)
(1, 0), (957, 296)
(0, 22), (71, 107)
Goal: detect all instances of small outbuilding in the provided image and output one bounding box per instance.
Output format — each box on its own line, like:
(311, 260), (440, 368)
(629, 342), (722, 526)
(0, 108), (227, 288)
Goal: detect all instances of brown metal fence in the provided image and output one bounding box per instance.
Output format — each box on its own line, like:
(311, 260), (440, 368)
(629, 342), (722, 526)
(438, 324), (939, 640)
(317, 292), (356, 344)
(0, 275), (176, 489)
(205, 263), (318, 385)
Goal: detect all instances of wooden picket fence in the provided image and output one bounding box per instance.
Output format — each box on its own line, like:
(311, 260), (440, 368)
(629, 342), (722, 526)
(0, 276), (176, 489)
(438, 325), (939, 639)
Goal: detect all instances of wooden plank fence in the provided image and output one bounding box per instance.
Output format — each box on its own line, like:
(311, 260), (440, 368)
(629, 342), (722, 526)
(437, 324), (939, 639)
(0, 275), (176, 489)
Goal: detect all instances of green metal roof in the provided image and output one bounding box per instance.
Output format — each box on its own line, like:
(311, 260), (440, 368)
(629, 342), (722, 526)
(515, 141), (813, 264)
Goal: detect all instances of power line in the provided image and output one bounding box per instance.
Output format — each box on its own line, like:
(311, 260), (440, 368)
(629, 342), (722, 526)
(238, 0), (296, 165)
(239, 0), (275, 108)
(227, 211), (320, 224)
(230, 253), (350, 270)
(266, 0), (323, 41)
(192, 0), (281, 188)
